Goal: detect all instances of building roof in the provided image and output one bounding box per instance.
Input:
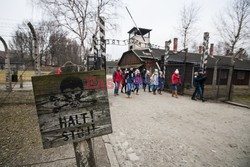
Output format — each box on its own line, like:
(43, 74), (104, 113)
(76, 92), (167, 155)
(130, 48), (250, 71)
(128, 27), (152, 35)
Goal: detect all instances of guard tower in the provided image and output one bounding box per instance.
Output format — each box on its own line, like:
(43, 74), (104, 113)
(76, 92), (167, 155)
(128, 27), (151, 50)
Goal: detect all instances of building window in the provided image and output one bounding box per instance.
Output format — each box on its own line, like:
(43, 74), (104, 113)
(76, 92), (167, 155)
(220, 70), (228, 79)
(237, 71), (245, 80)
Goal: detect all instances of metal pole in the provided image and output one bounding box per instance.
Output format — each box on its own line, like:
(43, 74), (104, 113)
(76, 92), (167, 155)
(0, 36), (12, 92)
(125, 6), (145, 41)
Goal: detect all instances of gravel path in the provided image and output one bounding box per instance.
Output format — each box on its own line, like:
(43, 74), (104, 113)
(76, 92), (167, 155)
(107, 88), (250, 167)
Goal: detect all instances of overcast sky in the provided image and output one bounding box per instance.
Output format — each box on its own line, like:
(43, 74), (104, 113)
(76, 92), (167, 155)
(0, 0), (231, 60)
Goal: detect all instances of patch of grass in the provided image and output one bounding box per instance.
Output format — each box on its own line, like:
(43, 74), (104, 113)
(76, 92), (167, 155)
(233, 96), (250, 107)
(0, 70), (50, 83)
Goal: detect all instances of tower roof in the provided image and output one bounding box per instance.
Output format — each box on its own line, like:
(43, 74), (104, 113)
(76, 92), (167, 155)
(128, 27), (152, 35)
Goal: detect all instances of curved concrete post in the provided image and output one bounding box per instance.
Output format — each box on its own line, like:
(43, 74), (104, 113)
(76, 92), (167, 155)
(27, 22), (41, 75)
(0, 36), (12, 92)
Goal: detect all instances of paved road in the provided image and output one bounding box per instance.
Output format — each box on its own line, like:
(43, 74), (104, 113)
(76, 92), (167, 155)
(107, 88), (250, 167)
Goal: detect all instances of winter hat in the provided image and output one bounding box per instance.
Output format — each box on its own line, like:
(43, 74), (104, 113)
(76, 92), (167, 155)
(174, 69), (179, 74)
(198, 68), (203, 73)
(135, 69), (140, 74)
(154, 69), (158, 74)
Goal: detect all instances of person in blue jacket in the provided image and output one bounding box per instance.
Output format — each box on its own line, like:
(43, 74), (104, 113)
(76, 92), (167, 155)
(192, 69), (206, 102)
(125, 68), (134, 98)
(158, 71), (164, 95)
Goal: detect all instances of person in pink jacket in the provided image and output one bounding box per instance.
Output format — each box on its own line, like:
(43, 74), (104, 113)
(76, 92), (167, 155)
(134, 69), (142, 95)
(171, 69), (181, 98)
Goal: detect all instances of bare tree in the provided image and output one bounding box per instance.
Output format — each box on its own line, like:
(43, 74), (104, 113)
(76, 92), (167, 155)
(190, 41), (198, 53)
(9, 20), (80, 67)
(9, 22), (33, 63)
(178, 2), (200, 49)
(36, 0), (122, 67)
(216, 0), (250, 100)
(37, 0), (90, 65)
(37, 21), (69, 65)
(49, 31), (81, 66)
(215, 41), (228, 55)
(217, 0), (250, 54)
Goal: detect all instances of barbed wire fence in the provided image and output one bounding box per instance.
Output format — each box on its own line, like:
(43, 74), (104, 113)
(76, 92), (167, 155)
(0, 53), (43, 106)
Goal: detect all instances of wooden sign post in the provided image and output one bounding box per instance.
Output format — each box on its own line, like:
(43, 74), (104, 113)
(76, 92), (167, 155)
(32, 70), (112, 166)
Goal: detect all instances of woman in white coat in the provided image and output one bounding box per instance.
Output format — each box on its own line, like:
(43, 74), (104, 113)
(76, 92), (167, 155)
(151, 69), (159, 95)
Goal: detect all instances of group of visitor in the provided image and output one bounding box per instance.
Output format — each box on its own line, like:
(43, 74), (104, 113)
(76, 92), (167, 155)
(113, 66), (206, 101)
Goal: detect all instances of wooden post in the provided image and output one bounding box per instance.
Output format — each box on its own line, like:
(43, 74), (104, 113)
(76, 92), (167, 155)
(216, 68), (222, 100)
(248, 72), (250, 90)
(0, 36), (12, 92)
(212, 58), (221, 98)
(212, 60), (218, 89)
(182, 48), (188, 94)
(164, 40), (171, 77)
(60, 65), (96, 167)
(227, 58), (234, 101)
(73, 139), (96, 167)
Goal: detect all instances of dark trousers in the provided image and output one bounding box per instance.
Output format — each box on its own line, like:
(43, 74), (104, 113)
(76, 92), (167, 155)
(135, 84), (140, 93)
(121, 84), (126, 93)
(144, 83), (151, 91)
(192, 86), (204, 100)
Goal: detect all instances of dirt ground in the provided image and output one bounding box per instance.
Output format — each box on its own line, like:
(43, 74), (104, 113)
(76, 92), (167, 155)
(0, 104), (111, 167)
(0, 104), (76, 166)
(107, 87), (250, 167)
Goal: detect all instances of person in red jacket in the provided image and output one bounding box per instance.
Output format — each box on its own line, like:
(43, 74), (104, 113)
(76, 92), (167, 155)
(171, 69), (181, 98)
(121, 69), (127, 93)
(57, 67), (62, 74)
(113, 66), (122, 96)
